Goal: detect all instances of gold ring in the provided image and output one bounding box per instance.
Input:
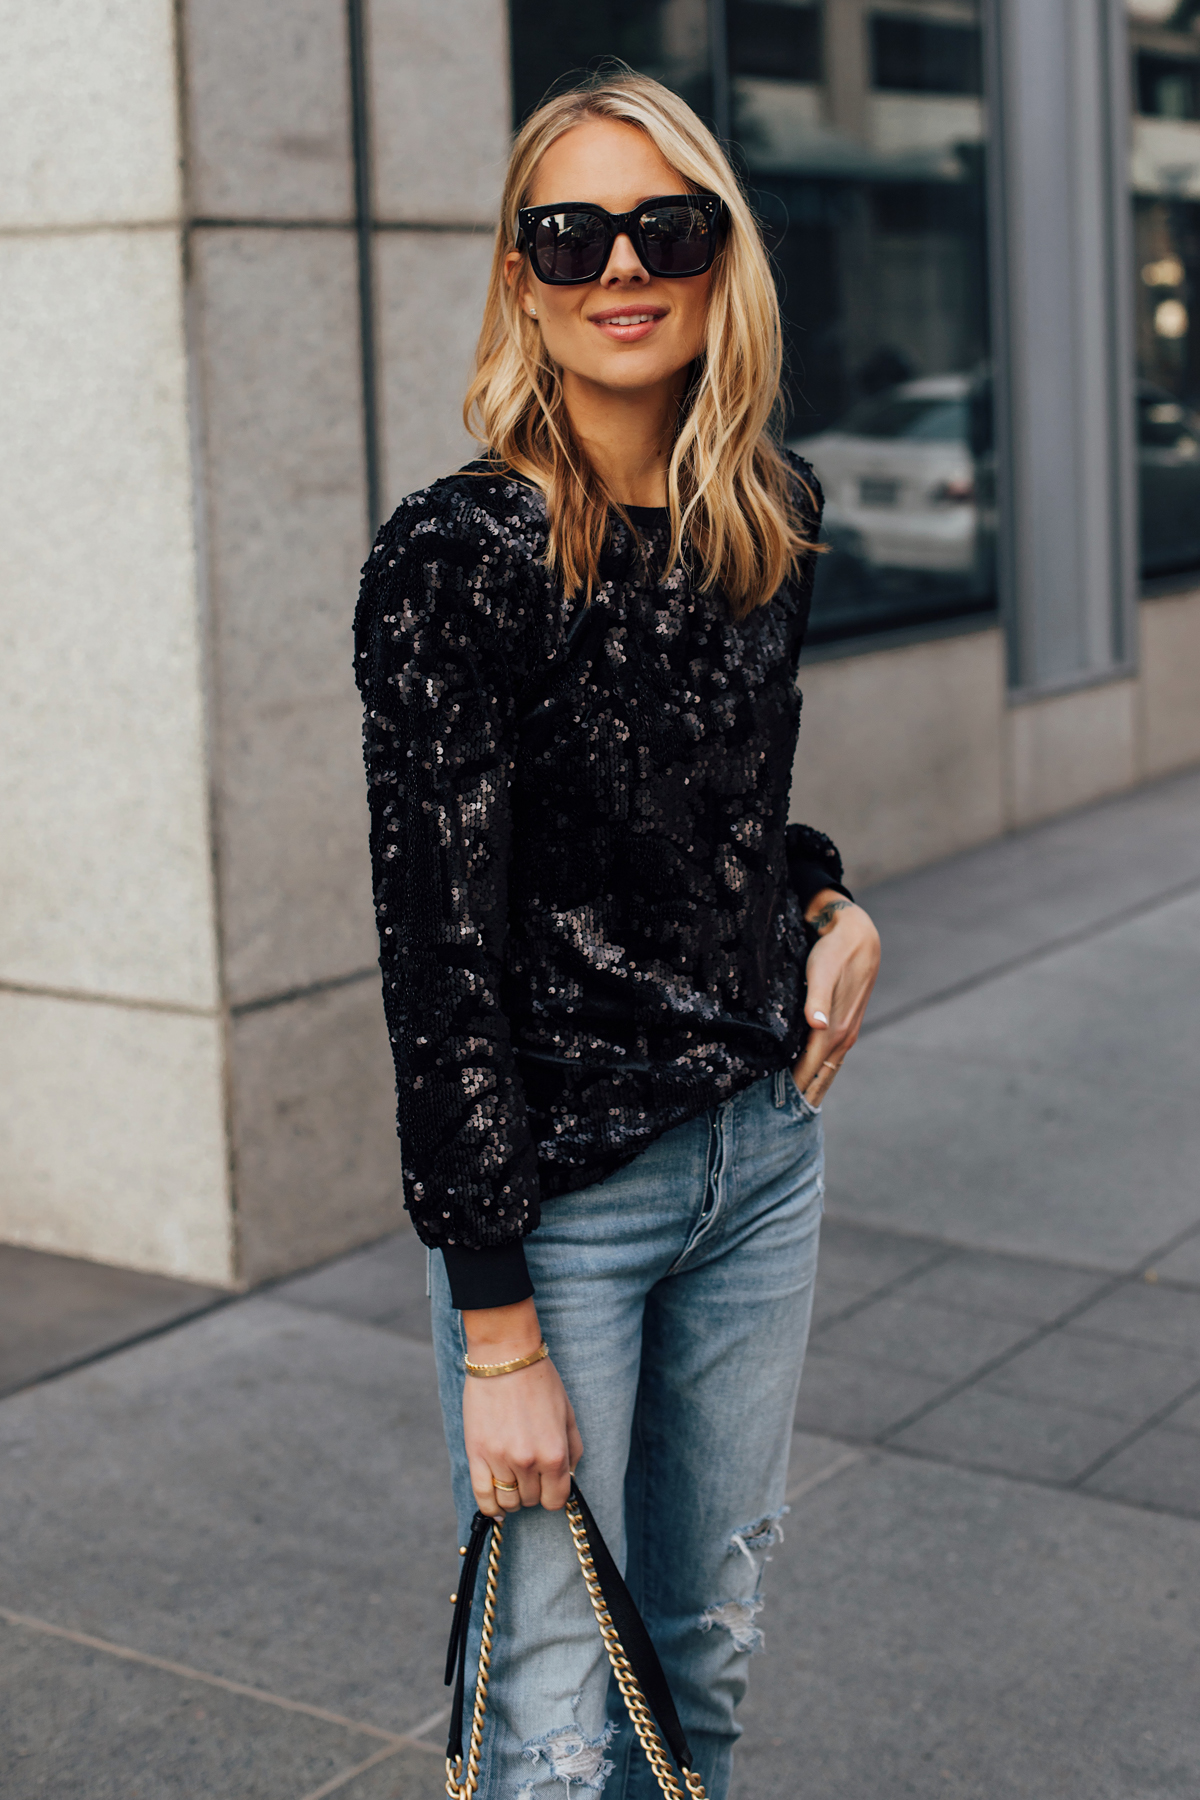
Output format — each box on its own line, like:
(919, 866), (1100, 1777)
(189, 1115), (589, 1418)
(821, 1060), (842, 1072)
(492, 1478), (519, 1492)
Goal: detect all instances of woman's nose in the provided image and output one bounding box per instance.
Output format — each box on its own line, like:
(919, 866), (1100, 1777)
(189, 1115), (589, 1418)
(599, 233), (649, 285)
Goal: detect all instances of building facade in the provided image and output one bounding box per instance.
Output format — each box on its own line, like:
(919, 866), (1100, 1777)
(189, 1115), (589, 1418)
(1, 0), (1198, 1285)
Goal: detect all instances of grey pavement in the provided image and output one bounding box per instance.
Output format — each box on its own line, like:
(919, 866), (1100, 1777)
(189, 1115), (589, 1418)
(2, 768), (1200, 1797)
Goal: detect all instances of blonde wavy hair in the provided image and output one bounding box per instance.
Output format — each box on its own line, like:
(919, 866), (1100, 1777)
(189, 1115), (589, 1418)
(462, 69), (818, 617)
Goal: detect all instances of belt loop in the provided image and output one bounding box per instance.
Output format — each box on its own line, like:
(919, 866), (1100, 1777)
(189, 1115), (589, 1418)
(772, 1066), (787, 1108)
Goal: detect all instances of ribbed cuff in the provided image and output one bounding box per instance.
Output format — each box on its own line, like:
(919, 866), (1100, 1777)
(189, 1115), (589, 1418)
(441, 1240), (535, 1310)
(790, 859), (854, 911)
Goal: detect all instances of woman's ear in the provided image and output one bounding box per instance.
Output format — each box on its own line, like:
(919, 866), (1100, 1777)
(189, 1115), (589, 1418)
(503, 250), (528, 306)
(504, 249), (537, 322)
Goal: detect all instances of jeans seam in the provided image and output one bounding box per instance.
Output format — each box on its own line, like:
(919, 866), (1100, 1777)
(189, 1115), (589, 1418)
(669, 1109), (726, 1272)
(617, 1378), (654, 1800)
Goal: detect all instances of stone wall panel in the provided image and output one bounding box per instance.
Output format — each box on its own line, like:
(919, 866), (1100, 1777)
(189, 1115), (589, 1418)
(182, 0), (354, 220)
(192, 227), (376, 1005)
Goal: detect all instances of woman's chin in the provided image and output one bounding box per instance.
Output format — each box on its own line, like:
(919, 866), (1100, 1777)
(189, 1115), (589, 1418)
(563, 351), (694, 397)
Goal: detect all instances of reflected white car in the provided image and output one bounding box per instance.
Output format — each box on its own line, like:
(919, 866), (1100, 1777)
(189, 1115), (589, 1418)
(790, 375), (985, 581)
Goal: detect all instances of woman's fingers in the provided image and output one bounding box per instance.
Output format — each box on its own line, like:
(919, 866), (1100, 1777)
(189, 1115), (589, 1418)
(567, 1406), (584, 1476)
(468, 1452), (508, 1519)
(537, 1403), (583, 1512)
(513, 1460), (543, 1509)
(792, 903), (881, 1093)
(537, 1455), (571, 1512)
(793, 970), (836, 1090)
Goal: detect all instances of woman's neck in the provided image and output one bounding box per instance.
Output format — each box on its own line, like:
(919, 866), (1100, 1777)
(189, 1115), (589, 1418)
(561, 368), (686, 508)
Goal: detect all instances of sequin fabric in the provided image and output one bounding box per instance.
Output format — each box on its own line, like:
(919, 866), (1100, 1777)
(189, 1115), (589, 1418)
(353, 455), (842, 1260)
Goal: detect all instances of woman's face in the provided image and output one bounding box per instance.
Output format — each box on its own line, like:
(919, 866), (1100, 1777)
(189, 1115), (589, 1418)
(508, 118), (713, 399)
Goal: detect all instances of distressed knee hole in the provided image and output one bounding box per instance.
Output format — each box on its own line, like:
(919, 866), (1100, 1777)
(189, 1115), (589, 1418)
(728, 1507), (788, 1573)
(521, 1718), (616, 1792)
(699, 1596), (765, 1653)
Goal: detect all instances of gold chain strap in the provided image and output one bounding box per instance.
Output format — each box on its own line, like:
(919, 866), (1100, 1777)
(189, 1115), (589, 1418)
(445, 1516), (504, 1800)
(565, 1496), (708, 1800)
(444, 1502), (707, 1800)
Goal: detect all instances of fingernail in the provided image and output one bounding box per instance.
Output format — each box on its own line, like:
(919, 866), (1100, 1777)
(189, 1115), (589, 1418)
(813, 1011), (828, 1025)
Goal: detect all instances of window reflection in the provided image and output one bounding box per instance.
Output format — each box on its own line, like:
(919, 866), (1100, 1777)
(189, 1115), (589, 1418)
(510, 0), (995, 642)
(509, 1), (713, 132)
(734, 1), (993, 641)
(1129, 1), (1200, 580)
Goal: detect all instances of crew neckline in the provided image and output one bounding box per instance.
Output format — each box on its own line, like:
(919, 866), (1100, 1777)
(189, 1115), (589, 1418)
(622, 503), (669, 523)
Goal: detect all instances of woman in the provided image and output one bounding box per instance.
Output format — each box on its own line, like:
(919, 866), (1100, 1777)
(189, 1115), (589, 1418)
(354, 71), (880, 1800)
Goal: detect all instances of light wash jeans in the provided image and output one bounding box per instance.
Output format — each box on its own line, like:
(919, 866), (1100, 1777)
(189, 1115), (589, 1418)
(431, 1067), (825, 1800)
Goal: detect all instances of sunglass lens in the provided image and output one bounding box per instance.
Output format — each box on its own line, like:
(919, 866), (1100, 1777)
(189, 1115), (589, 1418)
(533, 211), (609, 281)
(638, 205), (713, 275)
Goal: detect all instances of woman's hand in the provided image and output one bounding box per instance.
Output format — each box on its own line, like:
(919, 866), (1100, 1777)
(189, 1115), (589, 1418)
(461, 1298), (583, 1520)
(791, 889), (881, 1101)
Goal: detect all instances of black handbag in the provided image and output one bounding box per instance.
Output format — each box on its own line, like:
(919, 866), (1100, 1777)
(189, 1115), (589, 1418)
(444, 1479), (707, 1798)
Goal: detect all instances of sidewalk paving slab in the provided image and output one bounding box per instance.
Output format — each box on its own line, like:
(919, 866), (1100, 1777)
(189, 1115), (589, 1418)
(1161, 1390), (1200, 1433)
(735, 1451), (1200, 1800)
(1152, 1237), (1200, 1285)
(269, 1234), (431, 1343)
(794, 1351), (951, 1440)
(823, 890), (1200, 1269)
(1082, 1424), (1200, 1517)
(1066, 1281), (1200, 1354)
(334, 1757), (448, 1800)
(0, 1299), (456, 1736)
(0, 1244), (223, 1399)
(890, 1249), (1109, 1325)
(812, 1294), (1037, 1383)
(980, 1326), (1200, 1421)
(858, 764), (1200, 1025)
(889, 1386), (1141, 1484)
(0, 1612), (441, 1800)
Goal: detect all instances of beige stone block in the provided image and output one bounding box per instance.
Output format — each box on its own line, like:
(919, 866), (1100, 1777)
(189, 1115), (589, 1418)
(0, 229), (219, 1009)
(1139, 587), (1200, 779)
(791, 629), (1007, 887)
(191, 228), (376, 1004)
(216, 702), (377, 1009)
(0, 0), (180, 227)
(182, 0), (354, 220)
(368, 0), (509, 224)
(229, 978), (404, 1284)
(376, 230), (494, 505)
(0, 991), (233, 1285)
(1006, 677), (1138, 830)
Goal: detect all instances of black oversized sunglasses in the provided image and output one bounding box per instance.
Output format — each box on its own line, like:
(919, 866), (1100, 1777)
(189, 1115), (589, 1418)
(515, 192), (725, 285)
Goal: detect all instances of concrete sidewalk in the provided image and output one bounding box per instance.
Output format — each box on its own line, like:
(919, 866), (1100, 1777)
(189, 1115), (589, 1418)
(2, 769), (1199, 1799)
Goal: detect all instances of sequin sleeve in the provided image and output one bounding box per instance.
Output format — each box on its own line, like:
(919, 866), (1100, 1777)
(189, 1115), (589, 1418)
(786, 824), (852, 909)
(353, 488), (543, 1291)
(780, 454), (851, 910)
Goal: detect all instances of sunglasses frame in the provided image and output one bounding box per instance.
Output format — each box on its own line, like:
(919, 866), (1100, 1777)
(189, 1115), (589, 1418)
(515, 192), (726, 286)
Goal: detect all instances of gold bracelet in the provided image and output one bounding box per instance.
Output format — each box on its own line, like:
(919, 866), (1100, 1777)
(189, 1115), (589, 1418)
(464, 1340), (550, 1379)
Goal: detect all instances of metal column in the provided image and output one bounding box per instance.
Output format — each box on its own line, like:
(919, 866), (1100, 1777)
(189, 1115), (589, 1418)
(984, 0), (1138, 696)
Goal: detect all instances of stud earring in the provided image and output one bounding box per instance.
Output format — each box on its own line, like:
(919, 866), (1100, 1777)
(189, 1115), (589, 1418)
(529, 308), (537, 319)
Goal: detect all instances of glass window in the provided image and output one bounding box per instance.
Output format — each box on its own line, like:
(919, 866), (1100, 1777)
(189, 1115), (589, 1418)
(1128, 2), (1200, 582)
(510, 1), (996, 645)
(509, 2), (714, 130)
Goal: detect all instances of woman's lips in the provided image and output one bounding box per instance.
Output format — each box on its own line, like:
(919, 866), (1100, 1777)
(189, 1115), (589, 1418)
(589, 308), (667, 342)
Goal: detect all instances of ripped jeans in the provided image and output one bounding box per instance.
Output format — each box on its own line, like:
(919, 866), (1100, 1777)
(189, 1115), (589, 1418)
(430, 1067), (824, 1800)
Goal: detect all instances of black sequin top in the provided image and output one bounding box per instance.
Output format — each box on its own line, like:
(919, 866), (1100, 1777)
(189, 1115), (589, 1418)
(353, 456), (846, 1308)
